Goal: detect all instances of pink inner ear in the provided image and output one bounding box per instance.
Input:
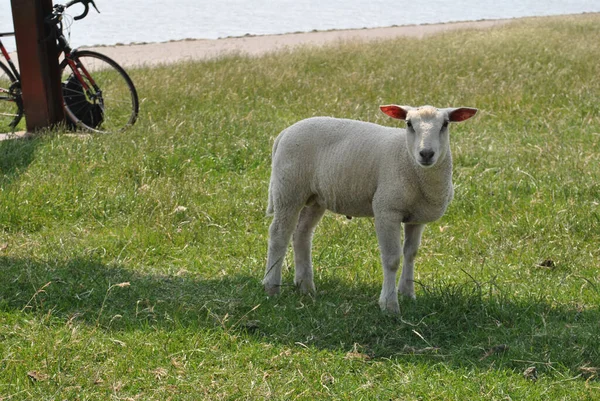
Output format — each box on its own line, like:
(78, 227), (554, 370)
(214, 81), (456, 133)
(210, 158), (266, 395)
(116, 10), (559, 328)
(449, 108), (478, 122)
(380, 105), (407, 120)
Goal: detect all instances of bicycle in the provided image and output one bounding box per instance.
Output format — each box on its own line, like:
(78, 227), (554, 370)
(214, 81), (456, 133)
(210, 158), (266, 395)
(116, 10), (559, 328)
(0, 0), (138, 133)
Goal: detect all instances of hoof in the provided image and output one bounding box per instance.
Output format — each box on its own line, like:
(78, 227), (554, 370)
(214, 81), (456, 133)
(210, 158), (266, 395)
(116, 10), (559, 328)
(264, 283), (281, 296)
(379, 297), (400, 314)
(295, 279), (316, 295)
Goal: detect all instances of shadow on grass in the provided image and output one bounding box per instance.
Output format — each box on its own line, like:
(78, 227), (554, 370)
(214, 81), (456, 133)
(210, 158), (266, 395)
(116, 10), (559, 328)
(0, 138), (42, 234)
(0, 135), (37, 186)
(1, 255), (598, 378)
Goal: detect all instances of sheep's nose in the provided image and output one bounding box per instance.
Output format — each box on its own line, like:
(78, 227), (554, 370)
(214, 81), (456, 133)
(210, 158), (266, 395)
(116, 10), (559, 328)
(419, 149), (435, 163)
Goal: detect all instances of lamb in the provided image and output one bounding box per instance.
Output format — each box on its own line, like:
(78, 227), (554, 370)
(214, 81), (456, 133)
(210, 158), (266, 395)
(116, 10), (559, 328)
(263, 105), (477, 313)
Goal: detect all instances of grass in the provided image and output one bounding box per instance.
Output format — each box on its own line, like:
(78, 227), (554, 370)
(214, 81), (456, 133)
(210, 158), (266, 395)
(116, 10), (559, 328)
(1, 13), (600, 400)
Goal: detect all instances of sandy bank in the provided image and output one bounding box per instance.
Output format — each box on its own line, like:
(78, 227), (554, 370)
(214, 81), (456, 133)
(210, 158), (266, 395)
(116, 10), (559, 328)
(82, 19), (513, 68)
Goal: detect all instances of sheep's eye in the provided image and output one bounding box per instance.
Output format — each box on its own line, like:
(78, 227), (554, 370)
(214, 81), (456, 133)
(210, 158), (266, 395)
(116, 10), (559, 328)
(442, 120), (449, 129)
(406, 120), (413, 129)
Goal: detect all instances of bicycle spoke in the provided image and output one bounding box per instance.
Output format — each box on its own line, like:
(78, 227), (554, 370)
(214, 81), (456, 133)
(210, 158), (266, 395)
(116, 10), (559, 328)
(60, 51), (138, 133)
(0, 61), (23, 132)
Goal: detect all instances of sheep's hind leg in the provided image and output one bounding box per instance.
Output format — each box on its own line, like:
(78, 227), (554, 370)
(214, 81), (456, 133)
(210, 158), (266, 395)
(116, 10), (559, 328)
(263, 208), (301, 296)
(398, 223), (425, 299)
(375, 213), (403, 313)
(292, 203), (326, 294)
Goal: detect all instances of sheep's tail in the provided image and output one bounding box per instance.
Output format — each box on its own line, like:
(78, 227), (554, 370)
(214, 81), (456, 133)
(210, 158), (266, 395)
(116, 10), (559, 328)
(266, 133), (283, 217)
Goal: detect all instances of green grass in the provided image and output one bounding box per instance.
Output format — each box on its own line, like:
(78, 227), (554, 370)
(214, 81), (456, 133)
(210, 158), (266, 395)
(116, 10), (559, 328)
(1, 14), (600, 400)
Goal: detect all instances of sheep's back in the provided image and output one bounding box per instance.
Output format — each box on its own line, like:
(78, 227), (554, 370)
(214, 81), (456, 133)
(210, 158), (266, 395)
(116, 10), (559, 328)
(272, 117), (404, 216)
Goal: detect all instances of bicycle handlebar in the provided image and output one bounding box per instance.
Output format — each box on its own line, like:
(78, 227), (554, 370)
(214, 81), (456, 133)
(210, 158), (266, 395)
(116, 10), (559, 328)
(42, 0), (101, 47)
(64, 0), (100, 21)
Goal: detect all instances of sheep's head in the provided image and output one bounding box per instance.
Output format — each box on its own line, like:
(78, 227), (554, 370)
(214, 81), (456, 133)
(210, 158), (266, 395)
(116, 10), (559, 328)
(380, 105), (477, 168)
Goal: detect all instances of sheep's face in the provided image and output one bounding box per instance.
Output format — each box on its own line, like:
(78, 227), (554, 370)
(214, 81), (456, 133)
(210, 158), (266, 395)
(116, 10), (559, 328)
(380, 105), (478, 168)
(405, 106), (448, 168)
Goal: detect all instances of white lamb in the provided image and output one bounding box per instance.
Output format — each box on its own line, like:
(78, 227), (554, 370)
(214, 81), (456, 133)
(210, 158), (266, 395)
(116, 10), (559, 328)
(263, 105), (477, 313)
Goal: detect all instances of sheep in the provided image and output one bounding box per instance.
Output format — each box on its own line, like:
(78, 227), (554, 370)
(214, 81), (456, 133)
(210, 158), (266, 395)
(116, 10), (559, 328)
(263, 105), (477, 313)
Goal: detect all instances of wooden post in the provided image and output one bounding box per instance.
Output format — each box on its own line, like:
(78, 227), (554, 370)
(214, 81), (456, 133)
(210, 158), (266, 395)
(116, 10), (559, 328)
(11, 0), (64, 132)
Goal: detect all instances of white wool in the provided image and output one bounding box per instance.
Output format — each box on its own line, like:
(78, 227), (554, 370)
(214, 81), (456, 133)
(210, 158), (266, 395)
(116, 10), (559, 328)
(263, 105), (477, 313)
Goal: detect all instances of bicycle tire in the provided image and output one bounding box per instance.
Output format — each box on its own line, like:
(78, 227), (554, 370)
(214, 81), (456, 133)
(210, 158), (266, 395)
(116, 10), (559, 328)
(60, 50), (139, 133)
(0, 60), (23, 133)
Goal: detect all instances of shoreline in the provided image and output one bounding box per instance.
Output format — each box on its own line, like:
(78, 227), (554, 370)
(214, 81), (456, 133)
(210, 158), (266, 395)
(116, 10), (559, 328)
(80, 18), (515, 68)
(77, 13), (596, 68)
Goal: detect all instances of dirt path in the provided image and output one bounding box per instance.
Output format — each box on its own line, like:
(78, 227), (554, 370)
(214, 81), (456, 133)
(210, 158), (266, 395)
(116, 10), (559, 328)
(82, 19), (512, 68)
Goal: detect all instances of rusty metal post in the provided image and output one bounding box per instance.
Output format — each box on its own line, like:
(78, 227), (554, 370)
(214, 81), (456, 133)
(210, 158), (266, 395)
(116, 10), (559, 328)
(11, 0), (64, 132)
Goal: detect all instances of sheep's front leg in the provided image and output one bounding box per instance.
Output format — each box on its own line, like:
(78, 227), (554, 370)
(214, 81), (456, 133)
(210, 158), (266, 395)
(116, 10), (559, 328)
(398, 223), (425, 299)
(292, 204), (326, 294)
(375, 213), (402, 313)
(263, 210), (300, 296)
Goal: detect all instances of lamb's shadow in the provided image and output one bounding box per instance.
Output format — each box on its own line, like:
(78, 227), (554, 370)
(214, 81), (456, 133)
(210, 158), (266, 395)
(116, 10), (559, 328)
(1, 255), (598, 378)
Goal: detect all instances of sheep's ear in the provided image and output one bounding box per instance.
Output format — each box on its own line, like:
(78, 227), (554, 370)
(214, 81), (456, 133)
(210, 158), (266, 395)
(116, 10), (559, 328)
(380, 105), (410, 120)
(447, 107), (478, 122)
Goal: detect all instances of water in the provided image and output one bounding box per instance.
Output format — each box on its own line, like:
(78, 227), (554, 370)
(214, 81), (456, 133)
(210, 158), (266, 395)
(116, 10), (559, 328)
(1, 0), (599, 52)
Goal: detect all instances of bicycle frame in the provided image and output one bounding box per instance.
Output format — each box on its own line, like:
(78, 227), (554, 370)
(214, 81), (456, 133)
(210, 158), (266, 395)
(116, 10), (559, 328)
(65, 55), (98, 96)
(51, 23), (103, 107)
(1, 0), (137, 133)
(0, 33), (21, 115)
(0, 33), (21, 82)
(1, 29), (101, 108)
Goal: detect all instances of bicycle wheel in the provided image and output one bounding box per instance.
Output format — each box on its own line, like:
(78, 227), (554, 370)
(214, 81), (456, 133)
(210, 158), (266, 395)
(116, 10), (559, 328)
(60, 50), (138, 133)
(0, 61), (23, 133)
